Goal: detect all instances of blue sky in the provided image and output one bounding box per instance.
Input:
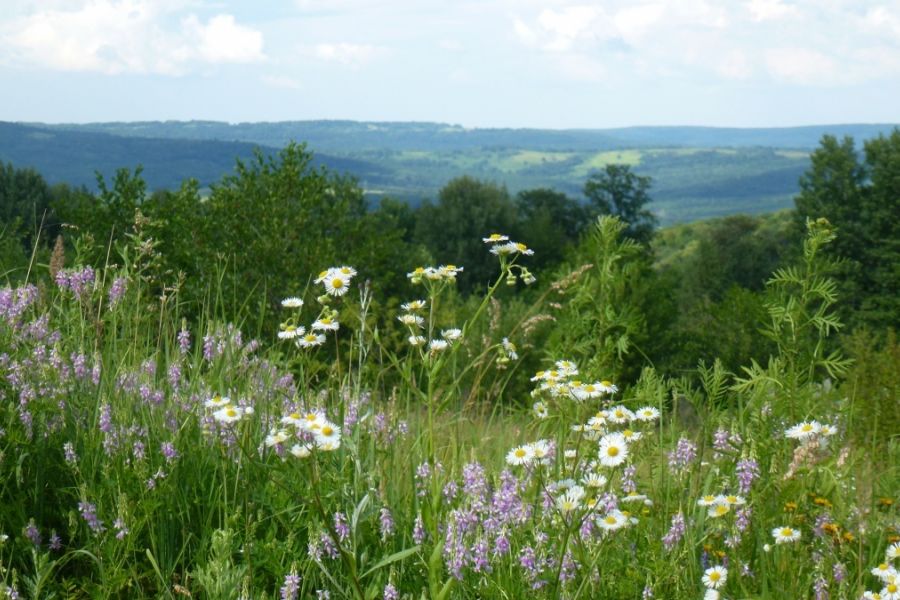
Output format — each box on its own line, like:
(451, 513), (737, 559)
(1, 0), (898, 128)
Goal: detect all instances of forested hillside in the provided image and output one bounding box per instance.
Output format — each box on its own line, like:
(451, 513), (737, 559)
(4, 120), (897, 223)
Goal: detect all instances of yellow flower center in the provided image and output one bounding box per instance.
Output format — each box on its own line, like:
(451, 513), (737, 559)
(226, 408), (237, 417)
(604, 516), (617, 525)
(781, 528), (793, 537)
(607, 447), (619, 457)
(709, 572), (720, 582)
(515, 449), (526, 458)
(888, 584), (897, 593)
(321, 426), (334, 437)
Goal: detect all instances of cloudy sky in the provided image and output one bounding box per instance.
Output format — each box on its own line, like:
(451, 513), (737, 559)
(1, 0), (898, 127)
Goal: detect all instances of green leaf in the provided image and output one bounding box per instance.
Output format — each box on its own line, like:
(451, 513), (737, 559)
(360, 546), (421, 580)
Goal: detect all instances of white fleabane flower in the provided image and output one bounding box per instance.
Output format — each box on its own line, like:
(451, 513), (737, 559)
(398, 314), (425, 328)
(278, 324), (304, 340)
(281, 297), (304, 308)
(441, 328), (462, 341)
(265, 430), (290, 447)
(297, 333), (326, 348)
(482, 233), (509, 244)
(772, 526), (801, 544)
(532, 401), (549, 419)
(598, 433), (628, 467)
(312, 318), (339, 332)
(506, 445), (534, 466)
(597, 510), (628, 531)
(205, 394), (230, 409)
(428, 339), (449, 353)
(213, 405), (245, 424)
(702, 566), (728, 590)
(636, 406), (660, 422)
(401, 300), (426, 312)
(785, 421), (821, 440)
(408, 335), (426, 347)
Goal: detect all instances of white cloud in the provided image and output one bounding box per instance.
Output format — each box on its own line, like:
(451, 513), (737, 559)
(1, 0), (264, 75)
(184, 14), (264, 64)
(313, 42), (385, 67)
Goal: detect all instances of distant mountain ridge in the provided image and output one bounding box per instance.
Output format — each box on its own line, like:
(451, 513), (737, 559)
(0, 121), (388, 191)
(31, 120), (897, 152)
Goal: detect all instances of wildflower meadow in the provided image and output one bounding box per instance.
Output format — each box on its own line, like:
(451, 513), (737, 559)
(0, 215), (897, 600)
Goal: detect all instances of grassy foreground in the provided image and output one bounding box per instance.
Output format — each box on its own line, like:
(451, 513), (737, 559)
(0, 218), (897, 599)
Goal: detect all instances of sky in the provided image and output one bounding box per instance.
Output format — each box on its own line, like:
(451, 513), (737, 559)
(0, 0), (899, 128)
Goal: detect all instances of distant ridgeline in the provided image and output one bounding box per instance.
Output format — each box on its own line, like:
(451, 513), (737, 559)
(1, 120), (896, 224)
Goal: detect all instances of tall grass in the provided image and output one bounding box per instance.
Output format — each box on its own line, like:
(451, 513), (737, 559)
(0, 217), (897, 599)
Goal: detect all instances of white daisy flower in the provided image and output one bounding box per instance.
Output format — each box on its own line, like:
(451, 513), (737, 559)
(213, 405), (245, 424)
(621, 429), (643, 443)
(299, 411), (326, 432)
(314, 422), (341, 446)
(398, 314), (425, 328)
(401, 300), (426, 312)
(281, 412), (304, 427)
(265, 430), (291, 447)
(598, 433), (629, 467)
(441, 328), (462, 341)
(722, 494), (747, 506)
(608, 406), (635, 424)
(873, 563), (899, 581)
(408, 335), (426, 346)
(556, 489), (582, 514)
(708, 503), (731, 518)
(428, 339), (449, 353)
(581, 472), (608, 488)
(704, 590), (720, 600)
(555, 359), (578, 374)
(506, 445), (534, 466)
(482, 233), (509, 243)
(336, 266), (357, 278)
(281, 297), (304, 308)
(532, 401), (549, 419)
(312, 318), (339, 332)
(322, 273), (350, 296)
(785, 421), (821, 440)
(277, 324), (304, 340)
(772, 526), (801, 544)
(635, 406), (660, 422)
(697, 495), (719, 507)
(702, 566), (728, 590)
(597, 380), (618, 394)
(297, 333), (326, 348)
(528, 439), (552, 463)
(882, 578), (899, 600)
(597, 510), (628, 531)
(205, 394), (230, 409)
(886, 542), (900, 561)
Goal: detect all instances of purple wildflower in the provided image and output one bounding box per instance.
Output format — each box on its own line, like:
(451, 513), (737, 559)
(108, 277), (127, 308)
(49, 530), (62, 551)
(412, 513), (426, 544)
(662, 512), (685, 550)
(24, 519), (41, 546)
(160, 441), (179, 463)
(280, 572), (301, 600)
(667, 437), (697, 474)
(78, 502), (105, 534)
(114, 518), (129, 540)
(382, 583), (399, 600)
(379, 507), (394, 541)
(177, 328), (191, 354)
(333, 512), (349, 542)
(63, 442), (77, 464)
(735, 458), (760, 495)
